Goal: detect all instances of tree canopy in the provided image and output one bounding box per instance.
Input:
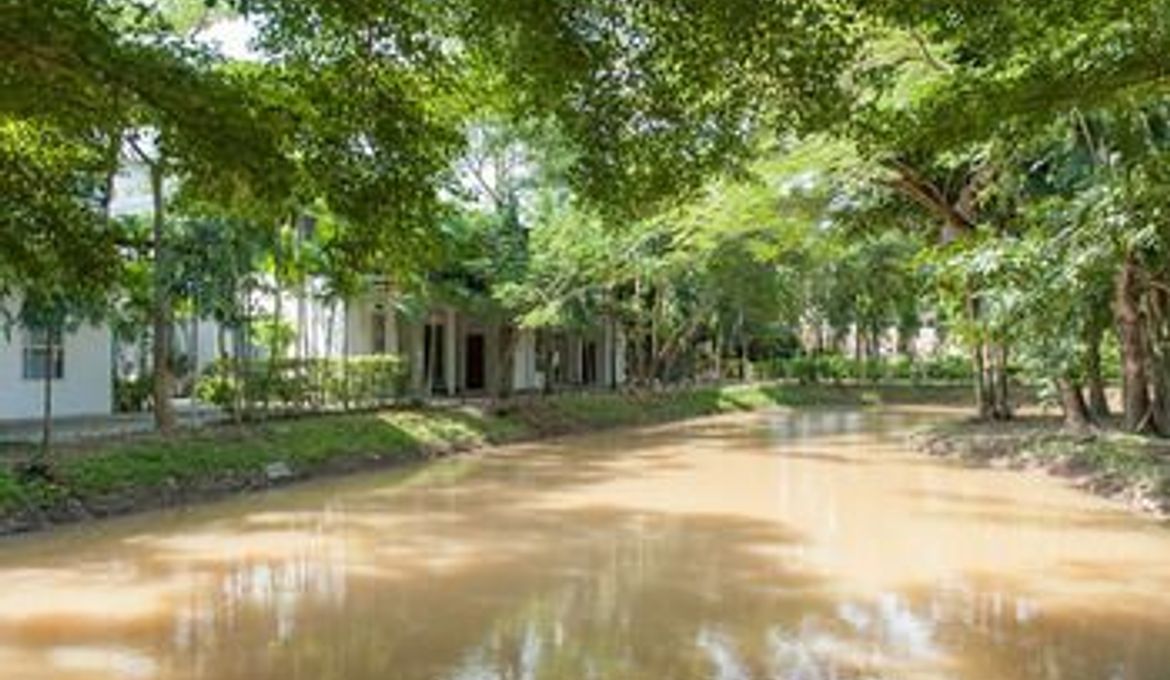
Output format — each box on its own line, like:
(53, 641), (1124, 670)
(6, 0), (1170, 435)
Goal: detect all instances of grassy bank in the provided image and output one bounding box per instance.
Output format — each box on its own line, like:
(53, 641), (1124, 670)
(914, 419), (1170, 518)
(0, 383), (971, 535)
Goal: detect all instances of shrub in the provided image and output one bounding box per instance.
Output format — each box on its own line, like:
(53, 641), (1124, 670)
(920, 355), (970, 382)
(114, 377), (152, 413)
(744, 354), (973, 384)
(195, 355), (408, 414)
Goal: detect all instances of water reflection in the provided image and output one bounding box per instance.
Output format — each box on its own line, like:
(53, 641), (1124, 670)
(0, 409), (1167, 679)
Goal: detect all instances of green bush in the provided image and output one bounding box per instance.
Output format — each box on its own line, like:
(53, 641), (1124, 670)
(0, 471), (27, 512)
(114, 377), (152, 413)
(745, 354), (972, 384)
(196, 355), (408, 414)
(919, 355), (970, 382)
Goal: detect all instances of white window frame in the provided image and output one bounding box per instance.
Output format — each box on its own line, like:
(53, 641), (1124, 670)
(22, 328), (65, 381)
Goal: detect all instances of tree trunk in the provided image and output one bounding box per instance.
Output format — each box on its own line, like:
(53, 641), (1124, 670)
(189, 312), (199, 411)
(494, 324), (517, 405)
(266, 225), (284, 416)
(1149, 352), (1170, 436)
(1084, 322), (1111, 419)
(324, 301), (337, 407)
(993, 342), (1012, 420)
(610, 318), (620, 390)
(1057, 378), (1092, 431)
(1146, 286), (1170, 436)
(189, 312), (199, 382)
(1115, 253), (1152, 433)
(342, 309), (352, 410)
(853, 325), (863, 383)
(980, 343), (999, 418)
(39, 329), (54, 463)
(966, 290), (995, 420)
(230, 325), (243, 426)
(651, 285), (661, 385)
(540, 331), (556, 395)
(738, 308), (748, 383)
(896, 326), (912, 358)
(713, 325), (722, 382)
(149, 163), (176, 434)
(971, 342), (991, 420)
(240, 287), (254, 421)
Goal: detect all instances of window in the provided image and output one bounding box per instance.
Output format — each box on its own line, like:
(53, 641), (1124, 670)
(22, 329), (64, 380)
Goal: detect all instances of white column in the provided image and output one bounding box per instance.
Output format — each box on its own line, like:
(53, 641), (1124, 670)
(444, 308), (457, 395)
(345, 299), (365, 356)
(570, 336), (582, 384)
(602, 323), (614, 388)
(513, 330), (532, 390)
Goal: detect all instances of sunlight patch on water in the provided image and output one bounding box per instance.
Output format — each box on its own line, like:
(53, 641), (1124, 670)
(49, 645), (158, 679)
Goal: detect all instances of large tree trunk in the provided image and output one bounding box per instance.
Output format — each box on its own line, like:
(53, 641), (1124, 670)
(149, 164), (176, 434)
(1150, 353), (1170, 436)
(1057, 378), (1092, 431)
(1115, 253), (1152, 433)
(1147, 285), (1170, 436)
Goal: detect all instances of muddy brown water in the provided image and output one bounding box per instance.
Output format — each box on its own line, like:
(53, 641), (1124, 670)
(0, 408), (1168, 680)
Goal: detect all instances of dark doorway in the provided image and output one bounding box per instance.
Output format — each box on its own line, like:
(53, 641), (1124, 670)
(582, 341), (598, 385)
(466, 333), (486, 391)
(423, 323), (446, 393)
(371, 310), (387, 354)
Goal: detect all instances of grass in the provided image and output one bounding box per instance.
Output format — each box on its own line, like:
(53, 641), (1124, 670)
(0, 382), (970, 532)
(916, 417), (1170, 517)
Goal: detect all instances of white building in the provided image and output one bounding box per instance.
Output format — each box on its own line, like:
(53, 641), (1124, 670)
(0, 320), (113, 421)
(342, 286), (627, 395)
(1, 146), (164, 422)
(1, 148), (629, 422)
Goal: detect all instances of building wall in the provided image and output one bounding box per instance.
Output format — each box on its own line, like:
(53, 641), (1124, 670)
(232, 292), (627, 396)
(0, 323), (113, 420)
(798, 320), (946, 360)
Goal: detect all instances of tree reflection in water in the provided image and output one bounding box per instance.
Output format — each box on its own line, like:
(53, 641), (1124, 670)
(0, 410), (1168, 679)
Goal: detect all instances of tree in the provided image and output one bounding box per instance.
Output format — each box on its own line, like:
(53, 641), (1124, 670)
(0, 120), (120, 299)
